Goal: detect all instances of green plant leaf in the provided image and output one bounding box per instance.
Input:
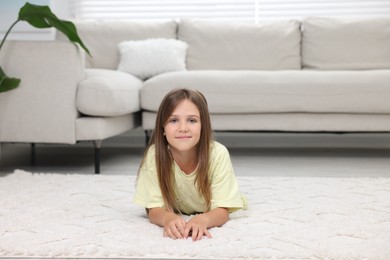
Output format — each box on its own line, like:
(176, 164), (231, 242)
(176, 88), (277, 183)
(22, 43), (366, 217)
(18, 2), (91, 55)
(0, 66), (20, 93)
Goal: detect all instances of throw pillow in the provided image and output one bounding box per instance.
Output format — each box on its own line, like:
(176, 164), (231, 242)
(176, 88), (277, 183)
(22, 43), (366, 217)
(117, 38), (188, 80)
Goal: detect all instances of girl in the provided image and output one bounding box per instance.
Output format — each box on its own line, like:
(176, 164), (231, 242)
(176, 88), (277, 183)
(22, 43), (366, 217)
(133, 88), (246, 241)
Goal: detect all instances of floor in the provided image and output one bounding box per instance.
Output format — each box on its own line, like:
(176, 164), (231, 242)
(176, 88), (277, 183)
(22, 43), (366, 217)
(1, 131), (389, 260)
(1, 130), (390, 178)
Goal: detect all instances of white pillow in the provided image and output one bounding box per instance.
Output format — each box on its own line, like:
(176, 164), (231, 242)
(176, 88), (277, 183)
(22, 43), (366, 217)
(117, 38), (188, 80)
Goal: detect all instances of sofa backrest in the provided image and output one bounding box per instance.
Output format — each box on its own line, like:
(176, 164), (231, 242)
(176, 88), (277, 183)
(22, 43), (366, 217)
(302, 17), (390, 70)
(58, 20), (178, 69)
(57, 17), (390, 72)
(178, 19), (302, 70)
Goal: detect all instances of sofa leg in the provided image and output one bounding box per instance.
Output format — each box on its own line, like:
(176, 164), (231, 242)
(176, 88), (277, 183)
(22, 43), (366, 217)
(144, 130), (152, 146)
(94, 140), (102, 174)
(31, 143), (36, 166)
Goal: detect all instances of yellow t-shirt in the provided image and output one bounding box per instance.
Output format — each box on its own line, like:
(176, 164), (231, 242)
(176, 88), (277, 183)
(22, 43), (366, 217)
(133, 141), (247, 215)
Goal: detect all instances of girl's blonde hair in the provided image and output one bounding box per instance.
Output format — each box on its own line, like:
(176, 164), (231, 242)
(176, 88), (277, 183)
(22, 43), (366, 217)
(140, 88), (213, 213)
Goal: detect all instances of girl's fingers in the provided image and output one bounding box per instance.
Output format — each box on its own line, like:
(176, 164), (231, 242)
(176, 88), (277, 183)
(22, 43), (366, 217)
(196, 231), (203, 241)
(192, 227), (206, 241)
(165, 218), (212, 241)
(164, 227), (177, 239)
(173, 226), (183, 239)
(165, 223), (184, 239)
(183, 225), (191, 238)
(192, 228), (212, 241)
(164, 217), (187, 239)
(176, 220), (186, 236)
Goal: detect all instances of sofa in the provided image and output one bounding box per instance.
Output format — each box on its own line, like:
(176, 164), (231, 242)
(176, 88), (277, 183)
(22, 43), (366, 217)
(0, 42), (141, 173)
(1, 17), (390, 173)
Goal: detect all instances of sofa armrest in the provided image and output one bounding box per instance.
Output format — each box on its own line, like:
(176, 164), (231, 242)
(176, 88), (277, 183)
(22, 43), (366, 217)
(0, 41), (85, 144)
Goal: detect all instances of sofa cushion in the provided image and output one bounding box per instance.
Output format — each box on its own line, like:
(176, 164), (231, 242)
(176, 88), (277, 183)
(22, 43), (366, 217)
(77, 69), (142, 117)
(141, 70), (390, 114)
(118, 38), (188, 80)
(178, 19), (301, 70)
(302, 17), (390, 69)
(59, 20), (177, 69)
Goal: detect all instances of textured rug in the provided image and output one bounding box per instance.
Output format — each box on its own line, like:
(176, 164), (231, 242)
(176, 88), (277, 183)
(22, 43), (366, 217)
(1, 170), (390, 259)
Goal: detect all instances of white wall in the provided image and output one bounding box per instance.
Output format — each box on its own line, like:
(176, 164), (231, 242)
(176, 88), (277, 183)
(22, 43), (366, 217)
(51, 0), (72, 20)
(0, 0), (72, 41)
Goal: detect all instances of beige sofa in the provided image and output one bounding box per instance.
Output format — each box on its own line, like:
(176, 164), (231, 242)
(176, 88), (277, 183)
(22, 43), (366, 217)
(1, 17), (390, 172)
(140, 17), (390, 134)
(72, 17), (390, 137)
(0, 41), (141, 173)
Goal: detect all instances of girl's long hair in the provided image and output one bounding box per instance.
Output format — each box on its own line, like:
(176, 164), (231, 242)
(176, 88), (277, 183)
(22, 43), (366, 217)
(139, 88), (213, 213)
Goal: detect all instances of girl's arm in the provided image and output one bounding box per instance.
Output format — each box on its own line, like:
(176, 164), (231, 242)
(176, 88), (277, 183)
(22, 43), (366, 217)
(147, 207), (187, 239)
(184, 207), (229, 241)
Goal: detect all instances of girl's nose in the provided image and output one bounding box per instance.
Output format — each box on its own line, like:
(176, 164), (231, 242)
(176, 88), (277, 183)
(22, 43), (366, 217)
(179, 122), (188, 132)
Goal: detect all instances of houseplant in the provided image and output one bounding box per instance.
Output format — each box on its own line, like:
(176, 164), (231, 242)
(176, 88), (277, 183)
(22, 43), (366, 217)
(0, 2), (90, 93)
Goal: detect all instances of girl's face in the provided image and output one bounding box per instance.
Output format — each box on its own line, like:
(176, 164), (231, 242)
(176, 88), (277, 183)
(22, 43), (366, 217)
(164, 99), (201, 154)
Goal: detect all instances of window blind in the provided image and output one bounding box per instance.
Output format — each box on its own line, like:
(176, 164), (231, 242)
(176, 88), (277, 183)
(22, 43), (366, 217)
(257, 0), (390, 21)
(71, 0), (256, 22)
(70, 0), (390, 22)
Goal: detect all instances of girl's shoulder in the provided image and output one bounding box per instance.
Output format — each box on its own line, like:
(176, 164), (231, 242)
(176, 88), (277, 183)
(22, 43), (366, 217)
(210, 140), (230, 159)
(143, 144), (157, 167)
(208, 141), (234, 178)
(211, 140), (228, 151)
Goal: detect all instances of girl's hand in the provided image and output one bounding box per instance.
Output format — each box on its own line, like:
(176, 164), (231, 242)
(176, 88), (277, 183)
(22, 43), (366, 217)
(184, 214), (212, 241)
(162, 213), (187, 239)
(148, 207), (228, 241)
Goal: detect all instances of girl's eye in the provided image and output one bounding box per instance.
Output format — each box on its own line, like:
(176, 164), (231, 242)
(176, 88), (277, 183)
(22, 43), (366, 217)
(169, 118), (178, 123)
(189, 118), (198, 123)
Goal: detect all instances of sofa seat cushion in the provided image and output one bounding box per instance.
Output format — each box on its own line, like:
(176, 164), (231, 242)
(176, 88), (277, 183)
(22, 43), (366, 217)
(141, 70), (390, 114)
(77, 69), (142, 117)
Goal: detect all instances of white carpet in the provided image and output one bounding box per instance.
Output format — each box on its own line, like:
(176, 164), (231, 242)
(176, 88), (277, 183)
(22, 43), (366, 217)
(1, 170), (390, 259)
